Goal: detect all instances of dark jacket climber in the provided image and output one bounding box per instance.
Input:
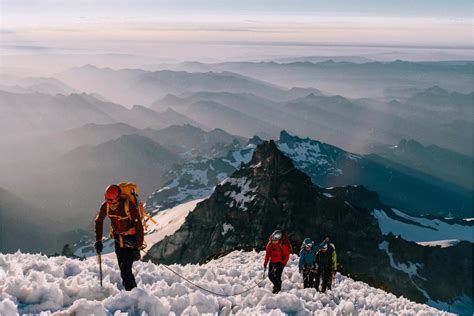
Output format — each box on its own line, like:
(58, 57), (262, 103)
(94, 184), (144, 291)
(264, 230), (291, 294)
(315, 242), (337, 292)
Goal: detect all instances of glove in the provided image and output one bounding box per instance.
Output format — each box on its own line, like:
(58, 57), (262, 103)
(94, 240), (103, 254)
(137, 240), (145, 250)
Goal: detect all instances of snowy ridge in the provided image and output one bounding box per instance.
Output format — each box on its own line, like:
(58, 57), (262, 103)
(146, 145), (256, 214)
(277, 139), (344, 176)
(0, 251), (452, 315)
(372, 208), (474, 243)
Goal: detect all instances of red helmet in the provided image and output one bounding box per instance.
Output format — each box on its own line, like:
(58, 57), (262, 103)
(104, 185), (120, 201)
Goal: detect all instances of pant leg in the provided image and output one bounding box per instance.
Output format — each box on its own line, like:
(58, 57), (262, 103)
(274, 263), (284, 292)
(268, 262), (278, 289)
(321, 269), (332, 292)
(115, 240), (137, 291)
(308, 270), (316, 288)
(314, 269), (321, 291)
(302, 270), (310, 288)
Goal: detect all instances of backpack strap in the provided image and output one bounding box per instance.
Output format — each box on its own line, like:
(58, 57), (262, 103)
(124, 199), (131, 220)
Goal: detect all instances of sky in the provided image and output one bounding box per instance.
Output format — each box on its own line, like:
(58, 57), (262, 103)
(0, 0), (472, 70)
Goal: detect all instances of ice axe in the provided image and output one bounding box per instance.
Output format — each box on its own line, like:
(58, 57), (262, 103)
(97, 253), (103, 287)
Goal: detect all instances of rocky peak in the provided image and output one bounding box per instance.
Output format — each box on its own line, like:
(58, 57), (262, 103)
(247, 135), (263, 146)
(247, 140), (296, 178)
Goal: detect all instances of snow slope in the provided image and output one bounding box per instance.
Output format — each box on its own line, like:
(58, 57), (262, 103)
(373, 208), (474, 243)
(0, 251), (452, 315)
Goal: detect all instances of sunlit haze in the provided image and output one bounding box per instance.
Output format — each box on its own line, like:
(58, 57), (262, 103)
(1, 0), (473, 72)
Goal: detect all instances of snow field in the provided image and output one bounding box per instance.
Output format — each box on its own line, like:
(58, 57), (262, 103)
(373, 209), (474, 243)
(0, 251), (451, 315)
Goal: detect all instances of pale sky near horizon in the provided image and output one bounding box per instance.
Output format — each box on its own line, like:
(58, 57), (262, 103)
(0, 0), (472, 69)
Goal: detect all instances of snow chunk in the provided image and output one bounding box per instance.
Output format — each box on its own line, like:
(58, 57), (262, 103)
(0, 298), (18, 316)
(323, 193), (335, 198)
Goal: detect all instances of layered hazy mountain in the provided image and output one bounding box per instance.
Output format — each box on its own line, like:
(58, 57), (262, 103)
(148, 141), (473, 313)
(150, 86), (472, 156)
(0, 91), (202, 137)
(370, 139), (474, 190)
(147, 60), (474, 98)
(0, 76), (77, 96)
(54, 123), (243, 162)
(138, 124), (246, 159)
(56, 65), (289, 107)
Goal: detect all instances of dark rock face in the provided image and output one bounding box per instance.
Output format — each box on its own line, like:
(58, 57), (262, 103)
(147, 140), (472, 312)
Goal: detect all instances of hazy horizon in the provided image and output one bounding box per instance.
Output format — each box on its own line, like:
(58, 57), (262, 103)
(1, 0), (473, 74)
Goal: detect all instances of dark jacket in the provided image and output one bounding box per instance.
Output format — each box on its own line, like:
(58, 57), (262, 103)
(316, 244), (337, 272)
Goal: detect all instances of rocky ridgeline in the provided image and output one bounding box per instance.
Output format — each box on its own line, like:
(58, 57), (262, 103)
(147, 140), (472, 311)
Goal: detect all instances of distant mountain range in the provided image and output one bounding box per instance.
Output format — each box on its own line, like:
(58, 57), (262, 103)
(150, 86), (473, 156)
(147, 130), (472, 218)
(0, 91), (201, 137)
(147, 140), (473, 314)
(56, 65), (290, 106)
(145, 60), (474, 98)
(0, 76), (77, 96)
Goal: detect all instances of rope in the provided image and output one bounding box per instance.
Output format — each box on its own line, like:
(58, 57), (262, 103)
(138, 248), (267, 297)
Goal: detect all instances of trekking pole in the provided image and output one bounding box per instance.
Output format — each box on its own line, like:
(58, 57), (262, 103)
(97, 253), (103, 287)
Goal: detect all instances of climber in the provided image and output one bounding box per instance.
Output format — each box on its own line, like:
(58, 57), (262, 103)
(263, 230), (291, 294)
(298, 238), (318, 289)
(315, 241), (337, 292)
(94, 184), (144, 291)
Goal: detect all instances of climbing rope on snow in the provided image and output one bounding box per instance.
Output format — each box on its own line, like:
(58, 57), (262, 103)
(138, 247), (267, 297)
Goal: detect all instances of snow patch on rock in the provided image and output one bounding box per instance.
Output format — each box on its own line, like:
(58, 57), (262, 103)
(379, 241), (423, 278)
(222, 177), (257, 211)
(221, 223), (235, 236)
(416, 239), (461, 248)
